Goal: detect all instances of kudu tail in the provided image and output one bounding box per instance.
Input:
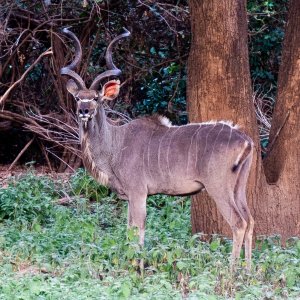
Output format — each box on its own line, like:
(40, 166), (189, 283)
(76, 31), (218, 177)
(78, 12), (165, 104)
(232, 140), (253, 173)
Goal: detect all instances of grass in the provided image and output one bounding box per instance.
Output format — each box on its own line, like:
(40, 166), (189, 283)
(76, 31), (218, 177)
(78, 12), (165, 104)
(0, 170), (299, 299)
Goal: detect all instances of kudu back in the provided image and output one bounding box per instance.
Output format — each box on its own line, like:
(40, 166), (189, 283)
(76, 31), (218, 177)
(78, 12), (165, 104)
(60, 28), (254, 271)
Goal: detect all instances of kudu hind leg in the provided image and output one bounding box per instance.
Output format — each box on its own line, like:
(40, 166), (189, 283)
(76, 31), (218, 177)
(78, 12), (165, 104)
(234, 160), (254, 271)
(207, 188), (247, 271)
(230, 207), (248, 271)
(235, 195), (254, 271)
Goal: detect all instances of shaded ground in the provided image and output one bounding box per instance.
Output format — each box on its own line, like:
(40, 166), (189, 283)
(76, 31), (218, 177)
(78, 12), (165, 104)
(0, 165), (70, 188)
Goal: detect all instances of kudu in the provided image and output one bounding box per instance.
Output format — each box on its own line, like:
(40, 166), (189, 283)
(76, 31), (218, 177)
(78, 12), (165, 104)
(60, 28), (254, 271)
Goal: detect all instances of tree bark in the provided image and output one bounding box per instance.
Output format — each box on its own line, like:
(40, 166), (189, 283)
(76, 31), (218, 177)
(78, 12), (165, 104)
(263, 0), (300, 237)
(188, 0), (300, 241)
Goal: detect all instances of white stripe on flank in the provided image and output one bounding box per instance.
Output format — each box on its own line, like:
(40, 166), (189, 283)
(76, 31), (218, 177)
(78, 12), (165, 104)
(199, 123), (217, 168)
(234, 140), (249, 167)
(166, 126), (181, 177)
(158, 127), (170, 176)
(207, 123), (224, 171)
(186, 126), (203, 176)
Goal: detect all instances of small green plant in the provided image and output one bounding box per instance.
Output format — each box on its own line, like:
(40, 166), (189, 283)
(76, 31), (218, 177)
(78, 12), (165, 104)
(69, 168), (109, 201)
(0, 172), (57, 226)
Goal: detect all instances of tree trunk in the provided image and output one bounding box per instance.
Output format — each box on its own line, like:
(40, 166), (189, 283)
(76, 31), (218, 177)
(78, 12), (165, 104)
(188, 0), (300, 241)
(263, 0), (300, 237)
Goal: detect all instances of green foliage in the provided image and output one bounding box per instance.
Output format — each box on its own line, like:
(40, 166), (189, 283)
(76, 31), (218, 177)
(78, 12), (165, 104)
(134, 63), (187, 125)
(26, 62), (43, 83)
(0, 172), (299, 299)
(248, 0), (288, 96)
(69, 168), (109, 201)
(0, 172), (58, 226)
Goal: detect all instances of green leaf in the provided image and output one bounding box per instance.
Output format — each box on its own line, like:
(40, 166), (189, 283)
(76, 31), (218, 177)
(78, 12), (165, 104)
(150, 47), (156, 55)
(285, 269), (297, 288)
(176, 261), (186, 270)
(121, 282), (131, 298)
(210, 239), (220, 251)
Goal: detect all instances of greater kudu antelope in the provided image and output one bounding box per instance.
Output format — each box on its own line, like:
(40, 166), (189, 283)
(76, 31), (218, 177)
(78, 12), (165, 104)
(60, 28), (254, 271)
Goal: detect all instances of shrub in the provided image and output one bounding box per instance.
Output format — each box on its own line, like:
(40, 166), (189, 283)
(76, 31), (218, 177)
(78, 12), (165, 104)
(0, 173), (57, 226)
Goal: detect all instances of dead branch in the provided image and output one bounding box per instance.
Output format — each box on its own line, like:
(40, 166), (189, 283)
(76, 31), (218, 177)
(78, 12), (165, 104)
(8, 137), (35, 171)
(46, 148), (76, 172)
(55, 195), (80, 206)
(0, 121), (12, 131)
(0, 48), (53, 107)
(38, 140), (53, 172)
(0, 109), (81, 158)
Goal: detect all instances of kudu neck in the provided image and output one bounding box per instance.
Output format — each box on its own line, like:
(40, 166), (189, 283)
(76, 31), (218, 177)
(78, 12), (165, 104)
(79, 104), (111, 146)
(79, 104), (114, 186)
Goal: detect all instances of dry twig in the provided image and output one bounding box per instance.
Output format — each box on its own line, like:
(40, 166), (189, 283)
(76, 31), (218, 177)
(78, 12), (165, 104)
(0, 48), (53, 106)
(8, 137), (35, 171)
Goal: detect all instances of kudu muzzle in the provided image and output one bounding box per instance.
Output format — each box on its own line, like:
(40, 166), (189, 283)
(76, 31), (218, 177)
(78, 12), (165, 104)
(77, 99), (98, 122)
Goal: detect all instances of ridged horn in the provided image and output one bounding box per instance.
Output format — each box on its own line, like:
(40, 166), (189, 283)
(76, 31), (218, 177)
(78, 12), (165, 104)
(60, 28), (86, 89)
(90, 28), (131, 90)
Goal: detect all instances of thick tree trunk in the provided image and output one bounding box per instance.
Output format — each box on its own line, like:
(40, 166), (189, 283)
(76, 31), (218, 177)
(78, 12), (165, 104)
(263, 0), (300, 237)
(188, 0), (300, 240)
(187, 0), (259, 237)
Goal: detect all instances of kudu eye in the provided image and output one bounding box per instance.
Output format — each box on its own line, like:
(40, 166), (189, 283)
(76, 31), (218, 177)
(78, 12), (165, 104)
(84, 109), (89, 114)
(75, 97), (80, 101)
(79, 109), (83, 114)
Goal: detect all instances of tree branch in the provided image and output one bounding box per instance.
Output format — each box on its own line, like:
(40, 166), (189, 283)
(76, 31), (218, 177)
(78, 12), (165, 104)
(8, 137), (35, 171)
(0, 48), (53, 107)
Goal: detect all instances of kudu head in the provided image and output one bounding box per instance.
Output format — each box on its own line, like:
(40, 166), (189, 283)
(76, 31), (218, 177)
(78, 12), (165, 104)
(60, 28), (130, 125)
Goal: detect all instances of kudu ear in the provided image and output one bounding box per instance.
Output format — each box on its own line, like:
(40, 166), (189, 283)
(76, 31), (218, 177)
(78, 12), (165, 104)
(99, 80), (120, 101)
(66, 79), (79, 97)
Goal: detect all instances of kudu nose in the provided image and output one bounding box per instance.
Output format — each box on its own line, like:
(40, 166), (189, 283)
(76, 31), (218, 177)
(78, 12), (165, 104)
(79, 108), (90, 116)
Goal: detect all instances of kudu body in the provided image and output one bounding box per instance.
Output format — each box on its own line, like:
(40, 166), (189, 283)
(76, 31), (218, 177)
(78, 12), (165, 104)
(60, 28), (254, 270)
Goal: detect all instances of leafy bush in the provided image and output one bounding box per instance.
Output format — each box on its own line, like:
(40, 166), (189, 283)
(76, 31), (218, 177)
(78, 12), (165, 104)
(0, 173), (58, 226)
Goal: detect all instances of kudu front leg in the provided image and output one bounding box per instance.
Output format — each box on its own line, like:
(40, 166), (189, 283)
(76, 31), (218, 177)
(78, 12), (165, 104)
(127, 194), (147, 246)
(127, 194), (147, 273)
(234, 161), (254, 271)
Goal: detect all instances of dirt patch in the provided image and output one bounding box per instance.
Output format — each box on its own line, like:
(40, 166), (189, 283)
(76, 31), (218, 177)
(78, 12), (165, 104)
(0, 164), (74, 188)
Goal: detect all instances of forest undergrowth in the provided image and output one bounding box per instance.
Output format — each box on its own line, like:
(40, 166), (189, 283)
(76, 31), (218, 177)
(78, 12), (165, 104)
(0, 170), (299, 299)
